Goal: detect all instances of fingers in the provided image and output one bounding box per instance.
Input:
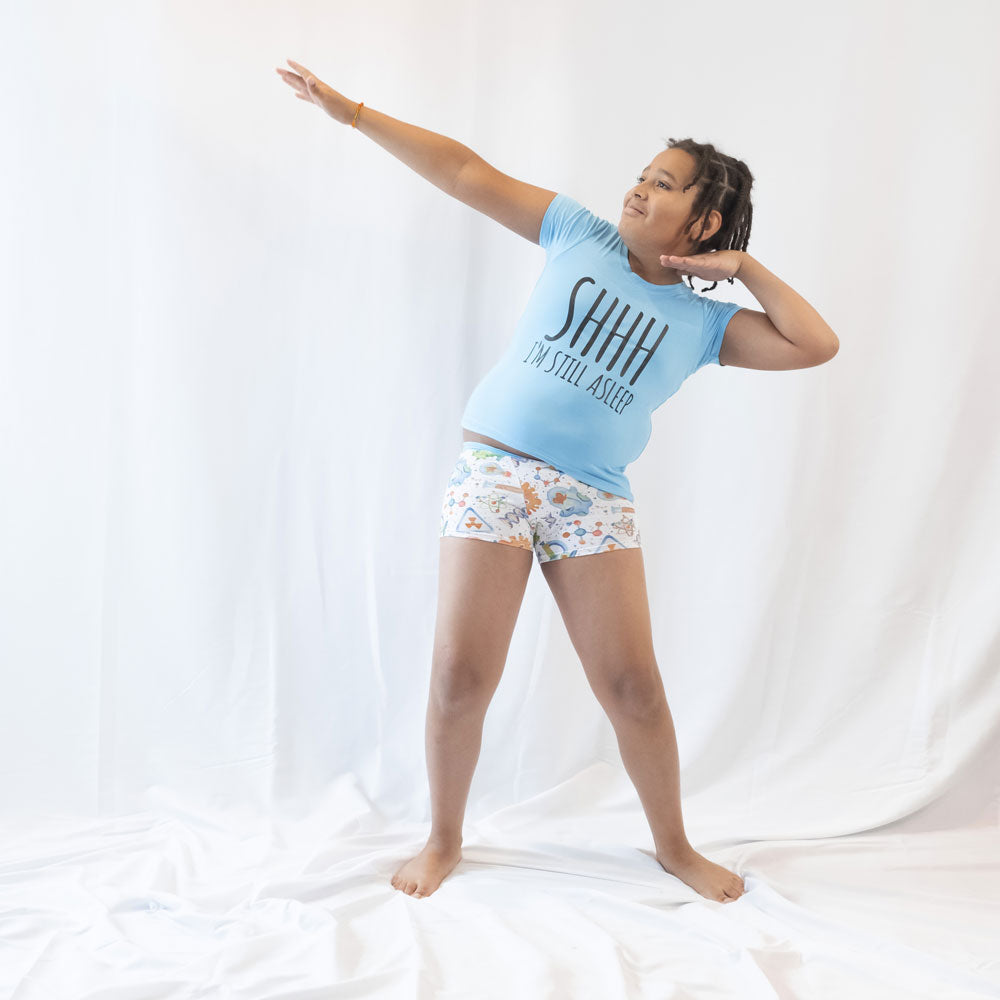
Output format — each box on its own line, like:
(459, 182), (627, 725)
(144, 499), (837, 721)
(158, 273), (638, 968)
(276, 66), (315, 101)
(286, 58), (320, 90)
(275, 68), (303, 92)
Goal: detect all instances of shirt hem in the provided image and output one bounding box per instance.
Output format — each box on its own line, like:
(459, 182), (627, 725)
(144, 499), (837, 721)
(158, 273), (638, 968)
(459, 417), (635, 503)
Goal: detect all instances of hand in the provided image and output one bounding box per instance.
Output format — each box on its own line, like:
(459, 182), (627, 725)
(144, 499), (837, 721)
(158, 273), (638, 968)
(275, 59), (358, 125)
(659, 249), (744, 283)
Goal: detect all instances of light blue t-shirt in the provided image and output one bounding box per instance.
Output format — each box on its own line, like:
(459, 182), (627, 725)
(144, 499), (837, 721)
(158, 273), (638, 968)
(460, 193), (743, 501)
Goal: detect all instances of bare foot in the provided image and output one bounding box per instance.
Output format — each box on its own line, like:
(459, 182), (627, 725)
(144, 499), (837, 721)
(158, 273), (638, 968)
(656, 847), (746, 903)
(391, 839), (463, 898)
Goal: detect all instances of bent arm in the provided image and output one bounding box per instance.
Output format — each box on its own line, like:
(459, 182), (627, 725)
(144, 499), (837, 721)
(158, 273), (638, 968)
(728, 254), (840, 367)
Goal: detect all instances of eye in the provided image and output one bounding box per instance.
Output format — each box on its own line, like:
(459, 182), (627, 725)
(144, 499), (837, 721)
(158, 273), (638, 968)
(635, 175), (670, 189)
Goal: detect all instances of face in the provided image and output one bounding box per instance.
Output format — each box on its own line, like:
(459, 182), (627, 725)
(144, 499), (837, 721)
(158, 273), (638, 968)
(618, 148), (721, 256)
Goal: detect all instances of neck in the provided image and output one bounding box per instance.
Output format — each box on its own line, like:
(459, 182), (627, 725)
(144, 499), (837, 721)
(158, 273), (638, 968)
(627, 248), (684, 285)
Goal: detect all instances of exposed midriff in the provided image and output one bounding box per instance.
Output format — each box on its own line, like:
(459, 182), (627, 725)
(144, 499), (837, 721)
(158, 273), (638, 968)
(460, 428), (544, 461)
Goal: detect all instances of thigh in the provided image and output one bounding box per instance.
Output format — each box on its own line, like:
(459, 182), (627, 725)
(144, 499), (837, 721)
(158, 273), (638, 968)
(432, 537), (533, 701)
(540, 547), (661, 711)
(434, 447), (535, 700)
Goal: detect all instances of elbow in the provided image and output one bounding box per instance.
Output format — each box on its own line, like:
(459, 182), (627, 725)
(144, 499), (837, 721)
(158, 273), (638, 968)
(812, 334), (839, 366)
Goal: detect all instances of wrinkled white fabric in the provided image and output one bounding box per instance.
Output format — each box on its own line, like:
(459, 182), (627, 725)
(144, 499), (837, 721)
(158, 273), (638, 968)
(2, 1), (999, 998)
(1, 788), (998, 998)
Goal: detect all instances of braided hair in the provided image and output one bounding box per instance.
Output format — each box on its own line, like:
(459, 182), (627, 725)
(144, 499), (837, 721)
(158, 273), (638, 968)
(662, 137), (754, 292)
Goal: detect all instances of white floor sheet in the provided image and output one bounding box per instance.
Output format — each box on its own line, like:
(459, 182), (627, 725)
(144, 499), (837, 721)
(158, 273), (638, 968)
(3, 779), (997, 999)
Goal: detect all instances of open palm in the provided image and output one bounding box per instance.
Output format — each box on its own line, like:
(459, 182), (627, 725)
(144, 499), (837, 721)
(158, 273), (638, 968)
(659, 249), (743, 282)
(275, 59), (354, 124)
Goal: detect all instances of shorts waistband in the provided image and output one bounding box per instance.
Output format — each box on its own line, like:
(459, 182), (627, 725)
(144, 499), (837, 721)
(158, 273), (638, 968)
(461, 440), (532, 462)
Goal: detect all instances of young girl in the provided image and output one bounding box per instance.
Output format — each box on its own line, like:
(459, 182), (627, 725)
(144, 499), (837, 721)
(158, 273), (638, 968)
(278, 60), (839, 904)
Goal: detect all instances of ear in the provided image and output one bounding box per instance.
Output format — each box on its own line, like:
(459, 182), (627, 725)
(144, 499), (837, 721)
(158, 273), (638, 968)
(684, 208), (723, 252)
(699, 208), (723, 243)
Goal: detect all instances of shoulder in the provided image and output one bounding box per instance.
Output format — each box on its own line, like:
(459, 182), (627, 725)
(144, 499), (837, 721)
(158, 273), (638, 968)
(540, 194), (616, 257)
(694, 292), (744, 368)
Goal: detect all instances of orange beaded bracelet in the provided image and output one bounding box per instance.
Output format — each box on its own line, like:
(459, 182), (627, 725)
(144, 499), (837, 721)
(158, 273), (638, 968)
(351, 101), (364, 128)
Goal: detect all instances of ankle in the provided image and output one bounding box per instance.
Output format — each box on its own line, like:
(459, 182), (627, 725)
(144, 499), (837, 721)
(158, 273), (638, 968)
(655, 838), (695, 861)
(428, 831), (463, 850)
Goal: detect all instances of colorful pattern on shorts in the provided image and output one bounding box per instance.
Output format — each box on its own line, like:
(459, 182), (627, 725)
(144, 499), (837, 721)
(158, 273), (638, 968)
(440, 444), (642, 563)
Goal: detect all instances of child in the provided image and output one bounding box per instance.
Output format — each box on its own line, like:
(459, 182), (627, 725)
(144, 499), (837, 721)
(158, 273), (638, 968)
(277, 59), (839, 903)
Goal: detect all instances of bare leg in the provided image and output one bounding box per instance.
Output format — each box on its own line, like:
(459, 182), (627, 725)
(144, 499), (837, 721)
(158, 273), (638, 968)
(391, 535), (533, 898)
(606, 687), (692, 858)
(541, 548), (746, 903)
(607, 696), (744, 901)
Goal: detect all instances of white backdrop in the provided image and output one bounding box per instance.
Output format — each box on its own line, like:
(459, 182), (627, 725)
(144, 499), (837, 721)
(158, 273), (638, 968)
(2, 1), (999, 997)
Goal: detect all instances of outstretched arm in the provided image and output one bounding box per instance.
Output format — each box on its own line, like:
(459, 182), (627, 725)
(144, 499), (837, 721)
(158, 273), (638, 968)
(277, 59), (475, 197)
(277, 59), (556, 243)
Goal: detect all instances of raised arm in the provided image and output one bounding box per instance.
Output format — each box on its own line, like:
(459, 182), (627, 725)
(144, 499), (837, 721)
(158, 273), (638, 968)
(277, 59), (556, 244)
(451, 156), (557, 245)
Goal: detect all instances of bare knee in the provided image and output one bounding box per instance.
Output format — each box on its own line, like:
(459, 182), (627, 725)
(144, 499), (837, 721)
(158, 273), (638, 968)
(430, 655), (500, 712)
(598, 664), (665, 721)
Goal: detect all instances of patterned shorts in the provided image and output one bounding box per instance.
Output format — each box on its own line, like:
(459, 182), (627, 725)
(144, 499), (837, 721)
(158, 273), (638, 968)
(440, 441), (642, 564)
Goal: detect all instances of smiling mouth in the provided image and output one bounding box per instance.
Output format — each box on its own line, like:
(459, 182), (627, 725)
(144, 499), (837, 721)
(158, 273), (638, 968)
(625, 205), (643, 215)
